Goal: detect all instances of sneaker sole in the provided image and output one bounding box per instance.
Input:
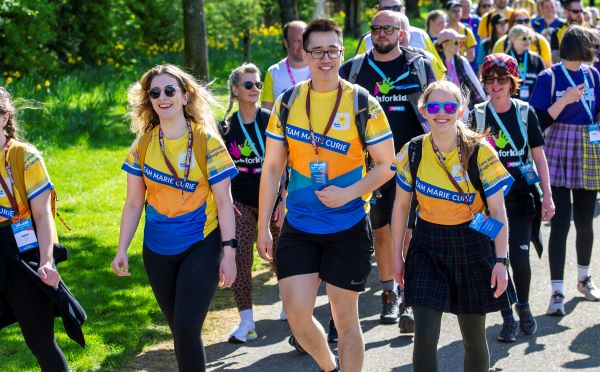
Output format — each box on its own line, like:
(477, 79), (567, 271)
(497, 336), (517, 343)
(380, 316), (400, 325)
(399, 317), (415, 333)
(577, 287), (600, 301)
(546, 309), (565, 316)
(228, 336), (247, 344)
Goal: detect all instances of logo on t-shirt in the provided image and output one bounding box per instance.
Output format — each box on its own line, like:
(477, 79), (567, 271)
(178, 153), (196, 169)
(488, 130), (509, 149)
(332, 113), (350, 130)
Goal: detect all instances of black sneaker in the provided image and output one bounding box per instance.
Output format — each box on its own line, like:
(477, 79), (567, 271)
(327, 318), (338, 343)
(288, 334), (307, 354)
(398, 304), (415, 333)
(380, 289), (399, 324)
(497, 319), (518, 343)
(516, 304), (537, 335)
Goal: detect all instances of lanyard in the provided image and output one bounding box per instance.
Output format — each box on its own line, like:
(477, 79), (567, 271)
(305, 80), (343, 160)
(510, 50), (528, 81)
(488, 100), (528, 164)
(367, 57), (419, 91)
(0, 140), (20, 220)
(429, 134), (475, 217)
(285, 58), (296, 85)
(560, 63), (595, 123)
(236, 110), (265, 158)
(158, 121), (193, 204)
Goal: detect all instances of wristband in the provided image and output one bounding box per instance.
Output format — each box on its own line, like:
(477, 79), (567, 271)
(221, 239), (238, 249)
(495, 257), (510, 266)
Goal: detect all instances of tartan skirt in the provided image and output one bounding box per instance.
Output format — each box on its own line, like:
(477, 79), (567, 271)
(405, 218), (516, 315)
(544, 123), (600, 190)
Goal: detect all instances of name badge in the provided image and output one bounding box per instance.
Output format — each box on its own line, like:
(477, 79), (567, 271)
(11, 219), (39, 253)
(589, 123), (600, 144)
(310, 161), (329, 189)
(519, 85), (529, 100)
(519, 162), (540, 185)
(469, 212), (503, 239)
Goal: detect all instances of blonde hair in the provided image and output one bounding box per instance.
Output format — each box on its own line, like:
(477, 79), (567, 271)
(0, 87), (21, 141)
(418, 81), (487, 170)
(127, 64), (220, 137)
(506, 25), (531, 53)
(222, 63), (261, 134)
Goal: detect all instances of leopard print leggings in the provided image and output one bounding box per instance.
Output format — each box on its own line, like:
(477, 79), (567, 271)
(232, 201), (280, 311)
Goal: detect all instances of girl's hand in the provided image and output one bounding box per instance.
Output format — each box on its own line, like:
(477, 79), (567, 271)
(112, 251), (131, 276)
(491, 262), (508, 298)
(219, 248), (237, 287)
(38, 261), (60, 287)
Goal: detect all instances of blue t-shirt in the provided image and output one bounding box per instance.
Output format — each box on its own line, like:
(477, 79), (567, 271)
(529, 64), (600, 125)
(531, 17), (564, 39)
(461, 15), (481, 43)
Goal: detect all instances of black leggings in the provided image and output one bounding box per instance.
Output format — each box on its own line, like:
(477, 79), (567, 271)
(413, 305), (489, 372)
(143, 231), (221, 372)
(549, 187), (598, 281)
(506, 217), (533, 305)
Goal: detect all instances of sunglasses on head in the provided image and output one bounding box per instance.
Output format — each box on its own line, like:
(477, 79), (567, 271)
(424, 101), (460, 115)
(242, 81), (263, 90)
(483, 74), (510, 85)
(371, 25), (400, 34)
(568, 8), (583, 14)
(513, 18), (530, 24)
(148, 85), (178, 99)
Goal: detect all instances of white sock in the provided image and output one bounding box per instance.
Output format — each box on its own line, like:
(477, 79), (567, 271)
(578, 265), (591, 282)
(240, 309), (254, 327)
(551, 280), (564, 295)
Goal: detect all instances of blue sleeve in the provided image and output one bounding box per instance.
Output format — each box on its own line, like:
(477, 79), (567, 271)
(592, 67), (600, 116)
(529, 69), (552, 110)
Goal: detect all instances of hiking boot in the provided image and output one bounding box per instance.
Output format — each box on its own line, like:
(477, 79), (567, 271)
(497, 319), (517, 343)
(515, 304), (537, 335)
(546, 291), (566, 316)
(577, 276), (600, 301)
(380, 289), (399, 324)
(288, 334), (307, 354)
(327, 318), (338, 343)
(398, 304), (415, 334)
(228, 322), (258, 343)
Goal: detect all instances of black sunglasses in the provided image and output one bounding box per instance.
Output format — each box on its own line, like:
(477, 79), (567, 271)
(148, 85), (178, 99)
(513, 18), (530, 24)
(242, 81), (263, 90)
(371, 25), (400, 35)
(379, 5), (403, 11)
(483, 75), (510, 85)
(444, 40), (460, 46)
(568, 8), (584, 14)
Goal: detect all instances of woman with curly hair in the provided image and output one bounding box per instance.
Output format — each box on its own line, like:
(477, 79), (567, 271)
(111, 64), (238, 371)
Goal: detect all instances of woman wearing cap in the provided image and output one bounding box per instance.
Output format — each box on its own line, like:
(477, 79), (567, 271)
(427, 10), (447, 43)
(391, 80), (515, 372)
(435, 28), (485, 111)
(505, 25), (545, 100)
(529, 26), (600, 315)
(477, 13), (509, 70)
(470, 53), (554, 342)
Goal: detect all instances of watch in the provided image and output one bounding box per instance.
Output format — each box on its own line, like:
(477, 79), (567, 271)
(221, 239), (238, 249)
(495, 257), (510, 266)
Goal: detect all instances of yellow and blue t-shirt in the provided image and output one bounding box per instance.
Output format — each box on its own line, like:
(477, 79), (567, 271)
(122, 127), (238, 255)
(0, 143), (53, 223)
(266, 79), (393, 234)
(394, 134), (513, 226)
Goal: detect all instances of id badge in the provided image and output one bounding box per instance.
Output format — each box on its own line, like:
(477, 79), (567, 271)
(469, 212), (503, 239)
(519, 162), (540, 185)
(11, 219), (39, 253)
(310, 161), (329, 189)
(589, 124), (600, 145)
(519, 85), (529, 100)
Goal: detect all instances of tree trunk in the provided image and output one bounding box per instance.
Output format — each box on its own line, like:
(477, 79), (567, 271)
(405, 0), (420, 19)
(182, 0), (209, 81)
(279, 0), (298, 25)
(243, 29), (251, 62)
(344, 0), (361, 38)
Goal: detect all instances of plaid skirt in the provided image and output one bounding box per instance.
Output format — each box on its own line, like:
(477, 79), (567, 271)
(544, 123), (600, 190)
(405, 219), (516, 315)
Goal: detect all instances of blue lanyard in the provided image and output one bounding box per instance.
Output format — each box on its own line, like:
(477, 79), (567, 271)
(236, 111), (265, 158)
(559, 63), (595, 123)
(510, 50), (528, 81)
(488, 100), (528, 164)
(366, 57), (419, 91)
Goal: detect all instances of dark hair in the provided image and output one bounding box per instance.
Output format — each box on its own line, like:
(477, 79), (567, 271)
(302, 19), (343, 51)
(560, 25), (600, 61)
(482, 66), (520, 95)
(563, 0), (582, 10)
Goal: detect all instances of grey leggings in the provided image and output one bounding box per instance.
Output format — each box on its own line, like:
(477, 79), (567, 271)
(413, 305), (489, 372)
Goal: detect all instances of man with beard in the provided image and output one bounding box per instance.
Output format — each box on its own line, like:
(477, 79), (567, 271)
(478, 0), (514, 40)
(550, 0), (584, 63)
(261, 21), (310, 110)
(340, 10), (435, 333)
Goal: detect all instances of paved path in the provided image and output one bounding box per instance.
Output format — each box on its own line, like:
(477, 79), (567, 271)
(204, 199), (600, 372)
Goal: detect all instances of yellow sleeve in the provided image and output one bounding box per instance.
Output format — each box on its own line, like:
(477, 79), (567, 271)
(431, 54), (447, 80)
(205, 132), (238, 184)
(260, 70), (275, 104)
(393, 143), (412, 192)
(477, 141), (514, 198)
(122, 138), (142, 177)
(465, 28), (477, 49)
(265, 97), (285, 141)
(478, 13), (490, 39)
(492, 36), (506, 53)
(23, 147), (52, 201)
(365, 97), (393, 146)
(535, 33), (552, 67)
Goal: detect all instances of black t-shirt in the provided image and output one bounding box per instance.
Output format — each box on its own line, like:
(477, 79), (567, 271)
(339, 51), (425, 152)
(511, 51), (545, 100)
(220, 107), (270, 207)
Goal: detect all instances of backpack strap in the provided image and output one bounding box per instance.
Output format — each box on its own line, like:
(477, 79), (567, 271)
(407, 134), (426, 193)
(136, 129), (153, 177)
(354, 31), (370, 56)
(466, 143), (488, 211)
(353, 84), (370, 151)
(6, 142), (28, 211)
(348, 53), (367, 84)
(473, 101), (488, 133)
(549, 68), (555, 101)
(278, 83), (301, 150)
(412, 55), (427, 91)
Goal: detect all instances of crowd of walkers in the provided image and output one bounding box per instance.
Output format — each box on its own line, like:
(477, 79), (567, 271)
(1, 0), (599, 371)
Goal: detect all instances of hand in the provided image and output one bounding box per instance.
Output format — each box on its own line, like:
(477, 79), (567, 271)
(541, 194), (555, 221)
(38, 261), (60, 287)
(494, 130), (509, 149)
(490, 262), (508, 298)
(256, 227), (274, 262)
(228, 140), (242, 159)
(315, 185), (351, 208)
(562, 84), (586, 105)
(219, 248), (237, 287)
(239, 139), (254, 157)
(392, 257), (405, 287)
(112, 251), (131, 276)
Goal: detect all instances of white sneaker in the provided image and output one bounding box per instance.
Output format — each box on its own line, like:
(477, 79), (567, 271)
(228, 322), (257, 343)
(280, 305), (287, 321)
(577, 276), (600, 301)
(546, 291), (566, 316)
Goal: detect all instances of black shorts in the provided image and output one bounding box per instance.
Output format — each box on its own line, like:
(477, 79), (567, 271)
(275, 216), (374, 292)
(370, 180), (418, 230)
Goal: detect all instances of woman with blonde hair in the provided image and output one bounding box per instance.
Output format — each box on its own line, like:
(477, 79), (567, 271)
(112, 64), (238, 371)
(505, 25), (545, 100)
(391, 80), (515, 371)
(220, 63), (281, 343)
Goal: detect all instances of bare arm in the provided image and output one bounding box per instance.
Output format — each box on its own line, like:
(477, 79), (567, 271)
(30, 189), (59, 286)
(390, 185), (412, 286)
(212, 177), (237, 287)
(531, 146), (555, 221)
(486, 190), (509, 298)
(547, 84), (585, 119)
